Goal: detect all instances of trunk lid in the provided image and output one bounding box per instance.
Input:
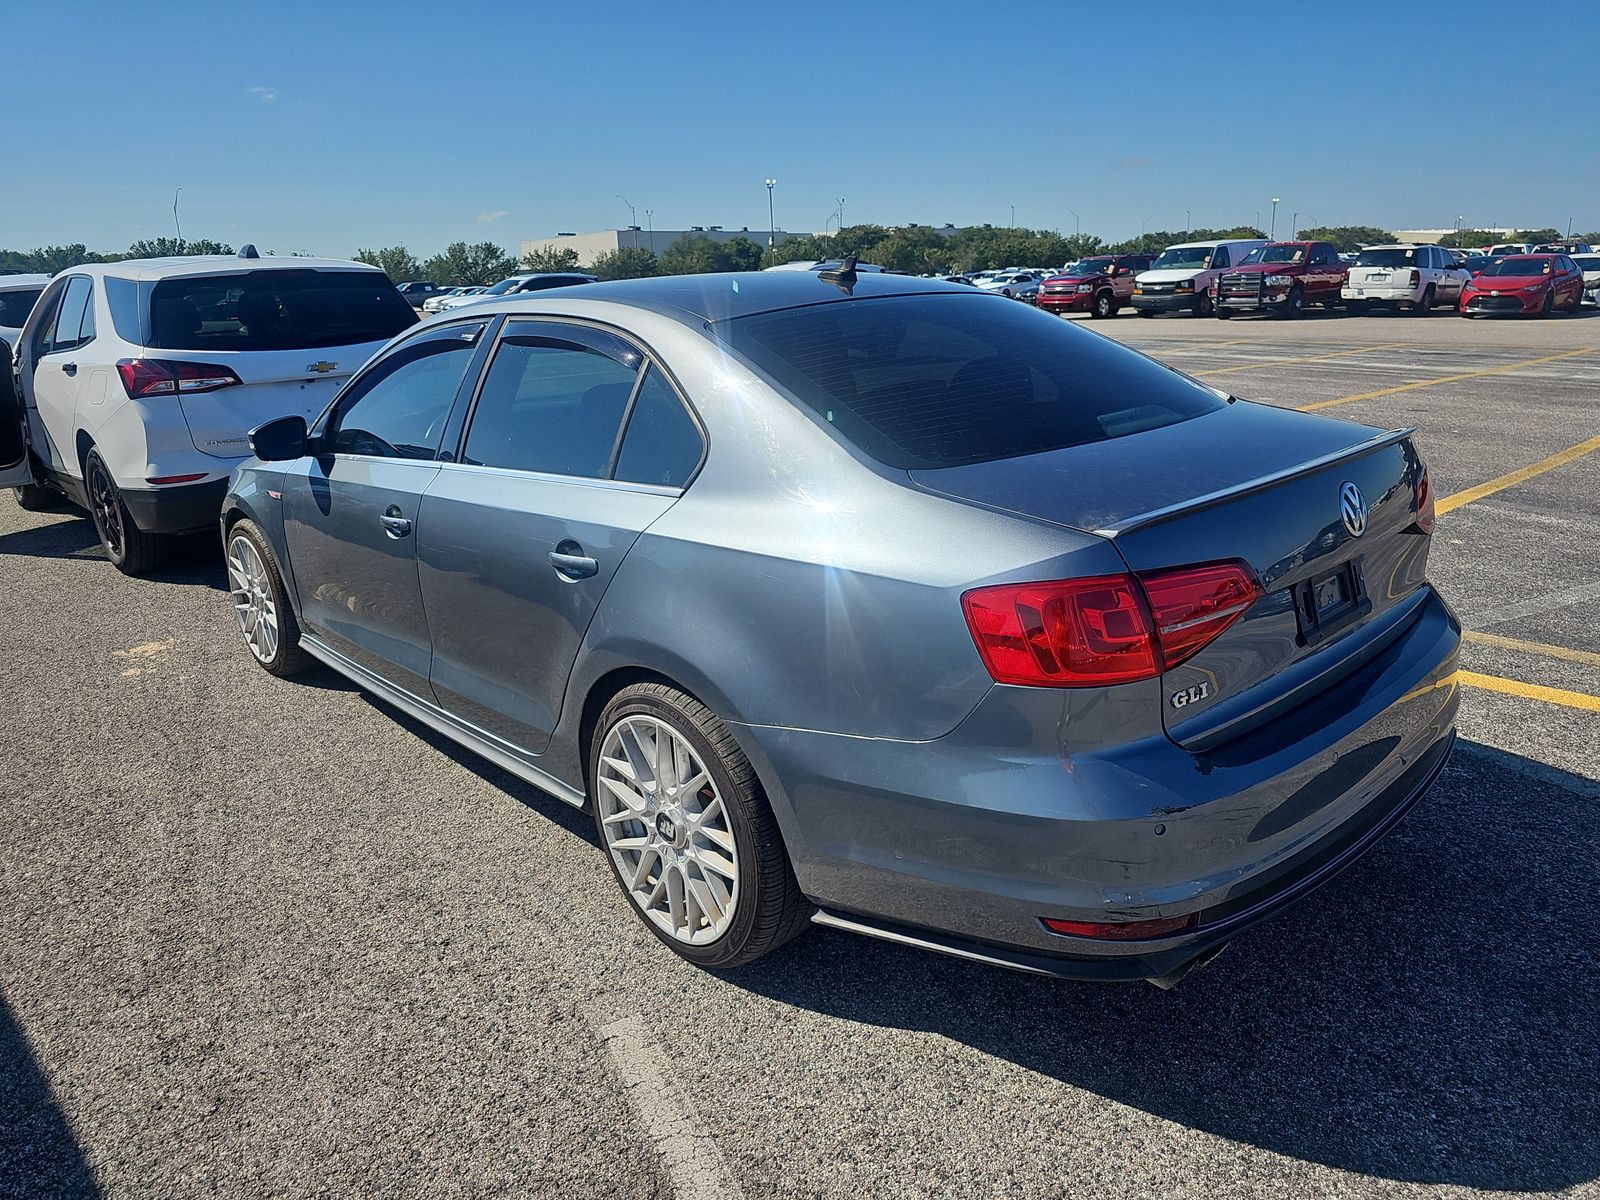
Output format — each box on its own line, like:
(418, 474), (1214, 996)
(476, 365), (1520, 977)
(910, 402), (1432, 747)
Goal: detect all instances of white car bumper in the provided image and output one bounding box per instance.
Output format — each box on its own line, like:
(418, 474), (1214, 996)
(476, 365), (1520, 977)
(1342, 284), (1423, 304)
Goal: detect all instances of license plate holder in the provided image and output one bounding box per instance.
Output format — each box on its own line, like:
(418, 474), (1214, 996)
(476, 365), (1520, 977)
(1294, 558), (1370, 647)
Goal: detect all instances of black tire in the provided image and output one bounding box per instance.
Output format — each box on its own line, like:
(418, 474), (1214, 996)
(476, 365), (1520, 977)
(1274, 285), (1304, 318)
(1091, 290), (1114, 320)
(1412, 285), (1434, 315)
(225, 518), (311, 677)
(1541, 291), (1555, 317)
(591, 682), (810, 969)
(1136, 308), (1157, 318)
(13, 482), (59, 512)
(1347, 299), (1370, 316)
(1194, 290), (1214, 318)
(1214, 304), (1233, 319)
(84, 449), (170, 576)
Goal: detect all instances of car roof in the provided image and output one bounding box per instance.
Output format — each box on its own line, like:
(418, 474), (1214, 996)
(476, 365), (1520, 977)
(479, 270), (975, 326)
(0, 273), (51, 290)
(71, 255), (382, 282)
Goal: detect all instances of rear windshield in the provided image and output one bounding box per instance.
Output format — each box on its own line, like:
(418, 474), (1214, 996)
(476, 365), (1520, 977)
(148, 269), (416, 351)
(1480, 257), (1551, 277)
(1355, 248), (1418, 266)
(1572, 256), (1600, 270)
(0, 288), (43, 327)
(1242, 245), (1307, 265)
(718, 293), (1226, 470)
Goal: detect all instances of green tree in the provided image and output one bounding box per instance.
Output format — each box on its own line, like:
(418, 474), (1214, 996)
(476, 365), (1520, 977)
(761, 234), (837, 268)
(354, 245), (423, 281)
(657, 234), (769, 275)
(1439, 228), (1500, 249)
(589, 246), (659, 280)
(25, 244), (105, 273)
(521, 245), (582, 273)
(1514, 228), (1561, 245)
(720, 236), (765, 272)
(422, 241), (518, 287)
(1294, 226), (1393, 252)
(126, 237), (234, 257)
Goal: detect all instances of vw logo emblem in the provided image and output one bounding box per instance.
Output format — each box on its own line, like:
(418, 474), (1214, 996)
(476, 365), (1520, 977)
(1339, 481), (1368, 538)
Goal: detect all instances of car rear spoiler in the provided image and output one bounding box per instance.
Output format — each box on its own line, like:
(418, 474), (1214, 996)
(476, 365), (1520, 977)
(1091, 426), (1416, 538)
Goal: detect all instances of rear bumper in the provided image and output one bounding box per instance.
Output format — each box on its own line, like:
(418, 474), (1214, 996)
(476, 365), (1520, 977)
(121, 476), (231, 534)
(1343, 284), (1423, 304)
(1131, 293), (1198, 312)
(739, 586), (1461, 984)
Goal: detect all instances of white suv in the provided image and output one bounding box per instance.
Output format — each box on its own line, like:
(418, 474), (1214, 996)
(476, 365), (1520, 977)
(2, 250), (417, 573)
(1342, 245), (1471, 314)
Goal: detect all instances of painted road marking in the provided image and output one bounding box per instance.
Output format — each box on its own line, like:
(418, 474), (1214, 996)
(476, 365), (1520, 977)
(1462, 630), (1600, 670)
(1458, 670), (1600, 713)
(598, 1016), (744, 1200)
(1461, 580), (1600, 631)
(1297, 345), (1600, 411)
(1194, 342), (1407, 377)
(1436, 433), (1600, 515)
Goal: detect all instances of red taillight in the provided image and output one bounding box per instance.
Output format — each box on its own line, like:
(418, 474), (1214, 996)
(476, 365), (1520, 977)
(1041, 913), (1198, 940)
(961, 561), (1261, 687)
(962, 575), (1161, 686)
(117, 358), (242, 398)
(1414, 463), (1436, 534)
(1139, 560), (1262, 669)
(1408, 269), (1420, 287)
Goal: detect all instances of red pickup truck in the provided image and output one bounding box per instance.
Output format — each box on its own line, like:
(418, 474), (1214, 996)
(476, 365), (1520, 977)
(1214, 241), (1347, 318)
(1037, 253), (1155, 318)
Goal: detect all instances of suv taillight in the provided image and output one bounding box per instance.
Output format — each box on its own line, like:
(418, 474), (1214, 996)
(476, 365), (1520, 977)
(117, 358), (242, 398)
(961, 561), (1261, 687)
(1408, 269), (1421, 287)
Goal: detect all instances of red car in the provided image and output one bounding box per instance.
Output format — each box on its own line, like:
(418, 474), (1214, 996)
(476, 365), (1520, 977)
(1036, 254), (1154, 318)
(1460, 254), (1586, 316)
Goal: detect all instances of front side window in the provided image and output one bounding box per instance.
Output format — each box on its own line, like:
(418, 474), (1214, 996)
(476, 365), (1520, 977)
(462, 324), (641, 478)
(326, 323), (485, 459)
(720, 293), (1226, 471)
(148, 268), (415, 352)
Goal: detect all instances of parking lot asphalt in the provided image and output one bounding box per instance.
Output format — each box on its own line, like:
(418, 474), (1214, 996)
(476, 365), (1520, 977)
(2, 311), (1598, 1199)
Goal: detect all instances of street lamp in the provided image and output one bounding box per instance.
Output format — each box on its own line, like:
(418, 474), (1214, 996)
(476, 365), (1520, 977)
(172, 187), (183, 244)
(765, 179), (777, 248)
(1065, 206), (1079, 237)
(617, 195), (637, 248)
(1270, 197), (1281, 240)
(1010, 204), (1016, 228)
(1290, 211), (1298, 239)
(1185, 209), (1191, 236)
(644, 208), (654, 255)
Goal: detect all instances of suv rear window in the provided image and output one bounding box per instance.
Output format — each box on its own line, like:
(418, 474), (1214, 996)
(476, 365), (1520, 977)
(147, 269), (416, 351)
(719, 293), (1226, 470)
(1355, 248), (1418, 266)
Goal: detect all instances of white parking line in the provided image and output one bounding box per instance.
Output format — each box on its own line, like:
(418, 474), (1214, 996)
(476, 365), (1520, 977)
(1460, 580), (1600, 631)
(597, 1015), (745, 1200)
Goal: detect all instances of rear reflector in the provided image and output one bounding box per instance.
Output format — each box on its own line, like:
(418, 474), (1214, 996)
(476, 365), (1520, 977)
(1041, 913), (1198, 940)
(117, 358), (243, 399)
(1414, 462), (1436, 534)
(962, 560), (1261, 687)
(144, 473), (208, 486)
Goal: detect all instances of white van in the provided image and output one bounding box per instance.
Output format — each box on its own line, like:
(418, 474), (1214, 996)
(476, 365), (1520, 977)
(1131, 238), (1269, 317)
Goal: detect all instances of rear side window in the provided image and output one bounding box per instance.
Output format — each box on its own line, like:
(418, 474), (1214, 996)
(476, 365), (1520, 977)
(147, 269), (415, 352)
(463, 327), (639, 478)
(720, 293), (1227, 470)
(50, 276), (94, 352)
(0, 288), (43, 328)
(614, 366), (703, 488)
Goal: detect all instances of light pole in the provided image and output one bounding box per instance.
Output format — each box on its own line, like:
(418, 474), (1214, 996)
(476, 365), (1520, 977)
(1270, 197), (1280, 240)
(1255, 210), (1261, 233)
(644, 208), (654, 255)
(173, 187), (183, 244)
(1010, 204), (1015, 228)
(1290, 211), (1298, 239)
(836, 197), (845, 230)
(765, 179), (777, 248)
(1065, 206), (1079, 238)
(1185, 209), (1191, 236)
(617, 195), (636, 248)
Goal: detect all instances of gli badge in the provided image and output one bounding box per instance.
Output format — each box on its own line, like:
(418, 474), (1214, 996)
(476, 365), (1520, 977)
(1169, 682), (1210, 710)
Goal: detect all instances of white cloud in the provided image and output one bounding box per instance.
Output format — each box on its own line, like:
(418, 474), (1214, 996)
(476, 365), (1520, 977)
(476, 210), (509, 225)
(245, 85), (278, 103)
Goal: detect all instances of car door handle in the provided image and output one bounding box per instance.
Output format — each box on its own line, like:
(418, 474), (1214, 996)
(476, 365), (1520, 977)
(548, 545), (598, 580)
(380, 506), (412, 538)
(61, 362), (77, 377)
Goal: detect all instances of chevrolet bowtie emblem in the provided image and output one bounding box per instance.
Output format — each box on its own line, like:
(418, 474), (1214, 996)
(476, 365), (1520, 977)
(306, 361), (338, 374)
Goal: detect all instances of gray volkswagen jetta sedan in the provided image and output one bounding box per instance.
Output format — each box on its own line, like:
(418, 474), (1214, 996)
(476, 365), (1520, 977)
(222, 268), (1458, 987)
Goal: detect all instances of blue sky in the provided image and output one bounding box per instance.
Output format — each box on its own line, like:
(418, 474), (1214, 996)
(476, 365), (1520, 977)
(9, 0), (1599, 256)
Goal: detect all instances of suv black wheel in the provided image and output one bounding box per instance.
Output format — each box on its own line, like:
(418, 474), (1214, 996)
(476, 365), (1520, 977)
(1412, 285), (1434, 315)
(1091, 291), (1115, 319)
(591, 682), (811, 969)
(84, 450), (170, 576)
(13, 482), (59, 512)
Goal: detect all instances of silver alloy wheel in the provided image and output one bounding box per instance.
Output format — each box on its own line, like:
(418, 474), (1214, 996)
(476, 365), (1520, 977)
(597, 714), (739, 945)
(227, 534), (279, 664)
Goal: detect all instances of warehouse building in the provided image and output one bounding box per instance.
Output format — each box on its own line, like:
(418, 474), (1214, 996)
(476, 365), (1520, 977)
(521, 226), (811, 266)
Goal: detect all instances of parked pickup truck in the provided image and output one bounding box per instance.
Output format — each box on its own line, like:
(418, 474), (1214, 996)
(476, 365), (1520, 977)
(1342, 245), (1470, 315)
(1036, 253), (1155, 318)
(1215, 241), (1347, 318)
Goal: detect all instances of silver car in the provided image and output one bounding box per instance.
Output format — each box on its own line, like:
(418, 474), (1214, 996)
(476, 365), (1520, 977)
(222, 270), (1459, 987)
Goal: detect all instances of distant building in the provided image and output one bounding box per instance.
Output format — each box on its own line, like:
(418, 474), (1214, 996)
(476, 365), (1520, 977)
(521, 226), (813, 266)
(1390, 227), (1520, 244)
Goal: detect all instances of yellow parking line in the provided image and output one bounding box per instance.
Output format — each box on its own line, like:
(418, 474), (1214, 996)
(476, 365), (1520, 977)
(1435, 432), (1600, 515)
(1458, 670), (1600, 713)
(1161, 338), (1251, 353)
(1297, 345), (1600, 411)
(1194, 342), (1407, 377)
(1463, 630), (1600, 669)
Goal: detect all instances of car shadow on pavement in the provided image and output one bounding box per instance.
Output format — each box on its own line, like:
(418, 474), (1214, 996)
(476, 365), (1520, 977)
(724, 741), (1600, 1192)
(0, 990), (102, 1199)
(0, 513), (225, 591)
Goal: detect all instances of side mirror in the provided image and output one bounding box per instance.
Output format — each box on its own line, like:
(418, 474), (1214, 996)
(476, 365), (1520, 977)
(250, 414), (310, 462)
